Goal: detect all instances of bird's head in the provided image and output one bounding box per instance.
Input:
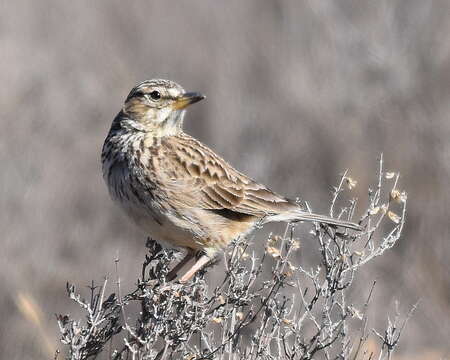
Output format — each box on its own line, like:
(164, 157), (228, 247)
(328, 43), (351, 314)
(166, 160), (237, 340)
(121, 79), (205, 136)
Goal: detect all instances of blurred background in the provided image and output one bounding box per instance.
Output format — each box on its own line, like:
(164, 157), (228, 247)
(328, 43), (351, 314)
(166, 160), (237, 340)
(1, 1), (449, 359)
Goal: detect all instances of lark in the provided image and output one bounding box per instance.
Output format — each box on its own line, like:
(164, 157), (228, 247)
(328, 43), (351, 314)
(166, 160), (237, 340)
(102, 79), (360, 282)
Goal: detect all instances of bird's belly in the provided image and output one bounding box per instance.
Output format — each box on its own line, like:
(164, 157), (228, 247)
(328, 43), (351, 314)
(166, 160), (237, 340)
(117, 197), (202, 251)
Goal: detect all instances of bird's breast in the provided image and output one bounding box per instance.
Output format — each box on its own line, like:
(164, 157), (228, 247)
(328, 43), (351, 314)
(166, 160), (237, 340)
(103, 150), (204, 250)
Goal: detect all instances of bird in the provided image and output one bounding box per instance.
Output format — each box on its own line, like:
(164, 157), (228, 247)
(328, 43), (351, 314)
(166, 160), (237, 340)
(101, 79), (361, 282)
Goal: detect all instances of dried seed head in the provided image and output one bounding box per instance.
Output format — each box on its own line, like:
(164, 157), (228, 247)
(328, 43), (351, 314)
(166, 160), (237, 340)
(385, 172), (396, 179)
(345, 176), (358, 190)
(387, 211), (401, 224)
(391, 189), (407, 203)
(266, 246), (281, 258)
(369, 206), (380, 215)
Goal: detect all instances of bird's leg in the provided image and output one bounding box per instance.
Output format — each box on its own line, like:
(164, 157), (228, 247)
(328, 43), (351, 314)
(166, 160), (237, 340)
(179, 254), (212, 283)
(166, 249), (195, 281)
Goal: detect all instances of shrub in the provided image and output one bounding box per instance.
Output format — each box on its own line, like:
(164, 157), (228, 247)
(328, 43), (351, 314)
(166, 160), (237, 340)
(57, 157), (413, 360)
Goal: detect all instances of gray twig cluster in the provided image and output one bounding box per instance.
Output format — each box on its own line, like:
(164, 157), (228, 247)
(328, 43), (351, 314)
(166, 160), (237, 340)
(57, 157), (413, 360)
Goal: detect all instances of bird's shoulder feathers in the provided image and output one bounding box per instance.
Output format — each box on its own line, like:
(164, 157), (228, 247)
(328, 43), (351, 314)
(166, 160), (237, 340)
(145, 133), (297, 218)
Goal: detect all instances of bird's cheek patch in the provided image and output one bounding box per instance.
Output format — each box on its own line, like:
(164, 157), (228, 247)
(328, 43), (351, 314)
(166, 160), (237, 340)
(156, 107), (173, 123)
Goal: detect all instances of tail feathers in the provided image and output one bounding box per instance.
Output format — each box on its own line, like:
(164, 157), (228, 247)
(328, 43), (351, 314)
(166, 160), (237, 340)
(266, 209), (361, 231)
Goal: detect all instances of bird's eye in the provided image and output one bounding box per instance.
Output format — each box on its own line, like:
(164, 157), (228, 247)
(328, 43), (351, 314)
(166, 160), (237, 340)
(149, 90), (161, 100)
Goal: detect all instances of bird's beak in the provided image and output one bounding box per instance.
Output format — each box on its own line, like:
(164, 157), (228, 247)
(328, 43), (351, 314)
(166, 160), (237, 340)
(172, 92), (205, 110)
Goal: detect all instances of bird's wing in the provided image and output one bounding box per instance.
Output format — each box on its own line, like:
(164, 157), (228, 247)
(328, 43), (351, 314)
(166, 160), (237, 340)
(153, 134), (297, 217)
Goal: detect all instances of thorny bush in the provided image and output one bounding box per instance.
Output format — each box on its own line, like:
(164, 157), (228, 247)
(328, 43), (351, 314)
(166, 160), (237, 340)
(57, 157), (414, 360)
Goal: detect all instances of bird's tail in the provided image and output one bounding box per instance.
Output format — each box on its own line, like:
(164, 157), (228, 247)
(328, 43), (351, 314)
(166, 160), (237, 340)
(266, 209), (361, 231)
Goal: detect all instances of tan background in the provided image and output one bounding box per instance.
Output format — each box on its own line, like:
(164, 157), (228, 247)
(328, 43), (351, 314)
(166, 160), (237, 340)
(1, 1), (449, 359)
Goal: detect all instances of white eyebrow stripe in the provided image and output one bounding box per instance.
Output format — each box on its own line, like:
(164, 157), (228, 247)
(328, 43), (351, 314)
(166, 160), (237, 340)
(167, 87), (180, 98)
